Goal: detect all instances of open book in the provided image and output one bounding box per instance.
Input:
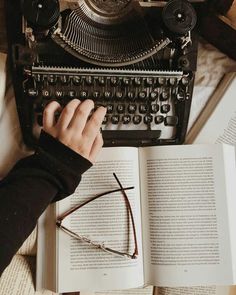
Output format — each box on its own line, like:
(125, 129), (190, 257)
(37, 144), (236, 293)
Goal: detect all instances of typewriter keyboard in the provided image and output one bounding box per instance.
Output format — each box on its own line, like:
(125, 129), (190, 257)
(24, 67), (193, 146)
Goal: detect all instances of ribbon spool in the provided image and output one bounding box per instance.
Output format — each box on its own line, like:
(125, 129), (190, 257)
(22, 0), (60, 30)
(162, 0), (197, 35)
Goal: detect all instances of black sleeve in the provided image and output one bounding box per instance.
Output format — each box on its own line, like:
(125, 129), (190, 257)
(0, 130), (92, 276)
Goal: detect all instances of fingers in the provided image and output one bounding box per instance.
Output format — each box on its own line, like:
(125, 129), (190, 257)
(43, 101), (61, 132)
(82, 106), (107, 147)
(68, 99), (94, 133)
(42, 98), (106, 163)
(56, 99), (81, 130)
(89, 132), (104, 163)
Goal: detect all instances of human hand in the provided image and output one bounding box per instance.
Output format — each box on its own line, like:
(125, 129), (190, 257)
(42, 99), (106, 163)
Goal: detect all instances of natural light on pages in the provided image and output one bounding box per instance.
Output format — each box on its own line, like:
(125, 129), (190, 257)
(56, 173), (138, 259)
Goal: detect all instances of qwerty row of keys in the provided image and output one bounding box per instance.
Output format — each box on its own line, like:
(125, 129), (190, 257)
(28, 88), (187, 102)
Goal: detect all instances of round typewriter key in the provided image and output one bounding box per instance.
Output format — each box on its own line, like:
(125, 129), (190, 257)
(181, 76), (190, 86)
(34, 74), (42, 83)
(128, 104), (137, 114)
(158, 77), (166, 86)
(122, 115), (131, 124)
(85, 76), (93, 85)
(42, 89), (50, 98)
(122, 77), (131, 86)
(138, 91), (147, 99)
(92, 91), (100, 99)
(48, 75), (57, 85)
(102, 115), (109, 124)
(145, 77), (154, 86)
(110, 77), (119, 86)
(155, 115), (164, 124)
(80, 91), (88, 99)
(176, 90), (186, 101)
(28, 88), (38, 97)
(169, 77), (177, 86)
(117, 104), (125, 114)
(72, 76), (82, 85)
(111, 115), (120, 124)
(144, 115), (153, 124)
(68, 90), (76, 98)
(150, 91), (158, 101)
(98, 76), (105, 86)
(161, 104), (171, 113)
(104, 91), (113, 99)
(134, 77), (142, 86)
(139, 104), (148, 114)
(107, 104), (114, 114)
(150, 104), (159, 114)
(160, 88), (170, 101)
(133, 115), (142, 125)
(60, 75), (70, 85)
(127, 91), (135, 100)
(115, 91), (123, 99)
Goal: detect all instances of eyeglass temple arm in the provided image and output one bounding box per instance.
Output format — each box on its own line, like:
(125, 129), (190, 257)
(113, 173), (138, 258)
(57, 186), (134, 224)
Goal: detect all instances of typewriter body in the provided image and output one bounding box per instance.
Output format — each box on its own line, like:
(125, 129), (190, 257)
(6, 0), (200, 147)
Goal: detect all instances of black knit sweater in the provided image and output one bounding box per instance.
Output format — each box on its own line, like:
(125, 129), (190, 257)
(0, 130), (92, 276)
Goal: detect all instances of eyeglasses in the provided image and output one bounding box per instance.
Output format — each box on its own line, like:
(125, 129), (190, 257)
(56, 173), (138, 259)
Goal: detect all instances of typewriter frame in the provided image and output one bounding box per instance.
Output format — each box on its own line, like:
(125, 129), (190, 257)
(5, 0), (201, 147)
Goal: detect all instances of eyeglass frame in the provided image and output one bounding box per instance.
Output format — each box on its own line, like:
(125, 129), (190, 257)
(56, 173), (138, 259)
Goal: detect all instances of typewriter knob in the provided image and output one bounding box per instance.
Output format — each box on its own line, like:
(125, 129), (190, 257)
(22, 0), (60, 30)
(162, 0), (197, 35)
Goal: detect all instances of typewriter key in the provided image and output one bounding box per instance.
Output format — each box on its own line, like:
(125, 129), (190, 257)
(155, 115), (164, 124)
(161, 104), (171, 113)
(128, 104), (137, 114)
(164, 116), (178, 126)
(144, 115), (153, 124)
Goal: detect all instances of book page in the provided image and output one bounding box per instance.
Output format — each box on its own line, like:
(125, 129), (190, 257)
(37, 205), (57, 292)
(193, 75), (236, 145)
(0, 254), (57, 295)
(139, 144), (236, 286)
(154, 286), (236, 295)
(55, 147), (144, 293)
(80, 285), (153, 295)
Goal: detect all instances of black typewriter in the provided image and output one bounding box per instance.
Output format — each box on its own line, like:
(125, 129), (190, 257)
(5, 0), (202, 147)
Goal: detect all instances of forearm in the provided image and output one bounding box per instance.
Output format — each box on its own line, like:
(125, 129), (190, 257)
(0, 175), (58, 275)
(0, 131), (92, 276)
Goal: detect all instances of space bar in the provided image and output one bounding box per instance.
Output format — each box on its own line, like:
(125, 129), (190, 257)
(102, 130), (161, 140)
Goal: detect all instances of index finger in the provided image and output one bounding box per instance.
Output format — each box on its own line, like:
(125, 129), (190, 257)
(43, 101), (61, 131)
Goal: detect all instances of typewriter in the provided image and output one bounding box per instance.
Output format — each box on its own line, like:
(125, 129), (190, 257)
(5, 0), (201, 147)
